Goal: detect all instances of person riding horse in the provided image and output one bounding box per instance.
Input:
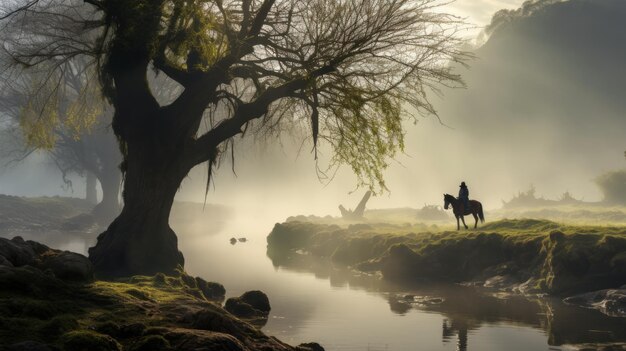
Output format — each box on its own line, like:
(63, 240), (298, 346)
(459, 181), (470, 213)
(444, 182), (485, 230)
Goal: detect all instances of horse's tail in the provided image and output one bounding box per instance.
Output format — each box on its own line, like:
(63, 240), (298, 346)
(478, 203), (485, 223)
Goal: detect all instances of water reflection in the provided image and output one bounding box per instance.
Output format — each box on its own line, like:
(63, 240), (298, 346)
(442, 319), (468, 351)
(267, 247), (626, 350)
(0, 230), (96, 255)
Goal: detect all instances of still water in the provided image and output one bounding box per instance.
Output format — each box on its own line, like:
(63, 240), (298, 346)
(6, 207), (626, 351)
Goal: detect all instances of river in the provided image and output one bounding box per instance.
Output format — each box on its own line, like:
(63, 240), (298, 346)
(5, 206), (626, 351)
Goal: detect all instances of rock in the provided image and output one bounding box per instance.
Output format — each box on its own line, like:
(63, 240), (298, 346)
(158, 328), (246, 351)
(387, 296), (411, 314)
(483, 275), (520, 290)
(190, 306), (270, 335)
(7, 341), (54, 351)
(25, 240), (51, 256)
(239, 291), (270, 313)
(195, 278), (225, 301)
(298, 342), (325, 351)
(94, 322), (121, 338)
(230, 238), (237, 245)
(11, 236), (25, 244)
(224, 291), (271, 327)
(39, 316), (79, 336)
(39, 251), (94, 282)
(129, 335), (171, 351)
(237, 238), (247, 243)
(60, 330), (122, 351)
(0, 238), (93, 283)
(119, 323), (147, 338)
(224, 298), (259, 318)
(0, 255), (13, 267)
(180, 273), (197, 288)
(564, 288), (626, 317)
(0, 265), (63, 296)
(0, 237), (36, 266)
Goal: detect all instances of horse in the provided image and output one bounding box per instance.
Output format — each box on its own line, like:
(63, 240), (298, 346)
(443, 193), (485, 230)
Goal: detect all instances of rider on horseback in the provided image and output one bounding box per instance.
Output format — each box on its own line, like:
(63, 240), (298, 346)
(459, 182), (470, 213)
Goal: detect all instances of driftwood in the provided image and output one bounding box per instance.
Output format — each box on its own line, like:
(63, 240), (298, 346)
(339, 191), (372, 219)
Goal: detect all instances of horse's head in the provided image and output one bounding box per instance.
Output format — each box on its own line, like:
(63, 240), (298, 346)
(443, 193), (453, 210)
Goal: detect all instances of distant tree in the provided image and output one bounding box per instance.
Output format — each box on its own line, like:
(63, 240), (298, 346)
(596, 170), (626, 205)
(1, 0), (468, 276)
(0, 60), (122, 223)
(594, 151), (626, 205)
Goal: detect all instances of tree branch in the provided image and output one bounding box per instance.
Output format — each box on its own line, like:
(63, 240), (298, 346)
(189, 64), (335, 166)
(0, 0), (40, 20)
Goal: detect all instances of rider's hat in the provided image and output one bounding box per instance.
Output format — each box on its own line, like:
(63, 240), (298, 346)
(460, 181), (467, 187)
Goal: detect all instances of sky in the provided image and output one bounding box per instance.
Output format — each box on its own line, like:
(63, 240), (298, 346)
(446, 0), (526, 32)
(1, 0), (624, 218)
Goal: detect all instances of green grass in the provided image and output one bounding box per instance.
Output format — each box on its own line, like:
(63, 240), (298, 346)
(267, 219), (626, 296)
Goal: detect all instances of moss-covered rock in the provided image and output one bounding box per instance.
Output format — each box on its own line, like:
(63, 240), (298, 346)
(60, 330), (122, 351)
(224, 298), (256, 318)
(1, 263), (313, 350)
(0, 237), (93, 283)
(93, 321), (121, 338)
(195, 278), (225, 301)
(156, 328), (246, 351)
(298, 342), (326, 351)
(222, 291), (271, 328)
(238, 291), (270, 313)
(0, 237), (36, 266)
(5, 340), (55, 351)
(129, 335), (171, 351)
(38, 252), (93, 282)
(39, 315), (79, 337)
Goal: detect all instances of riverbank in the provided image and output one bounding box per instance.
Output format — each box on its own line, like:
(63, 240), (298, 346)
(0, 236), (321, 351)
(267, 219), (626, 315)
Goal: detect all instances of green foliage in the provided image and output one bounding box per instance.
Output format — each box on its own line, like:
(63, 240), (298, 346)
(326, 94), (405, 191)
(17, 65), (104, 150)
(163, 0), (229, 70)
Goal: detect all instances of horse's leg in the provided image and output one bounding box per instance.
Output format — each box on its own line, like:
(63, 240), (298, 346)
(461, 215), (468, 229)
(473, 213), (478, 228)
(456, 216), (460, 231)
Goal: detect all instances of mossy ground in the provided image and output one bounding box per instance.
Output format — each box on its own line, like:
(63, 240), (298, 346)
(0, 269), (299, 350)
(267, 219), (626, 296)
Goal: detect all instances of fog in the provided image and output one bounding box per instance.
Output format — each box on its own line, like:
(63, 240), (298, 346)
(0, 152), (86, 197)
(172, 0), (626, 216)
(2, 0), (625, 217)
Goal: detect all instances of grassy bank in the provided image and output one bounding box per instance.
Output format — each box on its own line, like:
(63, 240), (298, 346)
(267, 219), (626, 296)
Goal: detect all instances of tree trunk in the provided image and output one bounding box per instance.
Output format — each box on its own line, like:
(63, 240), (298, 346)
(85, 171), (98, 204)
(92, 166), (122, 225)
(88, 146), (186, 277)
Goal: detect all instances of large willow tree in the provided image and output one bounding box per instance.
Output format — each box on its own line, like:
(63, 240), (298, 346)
(1, 0), (467, 277)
